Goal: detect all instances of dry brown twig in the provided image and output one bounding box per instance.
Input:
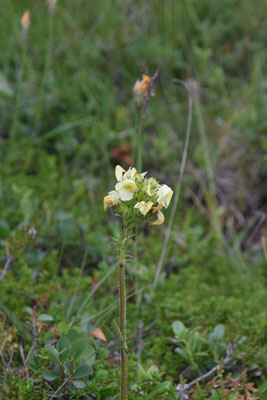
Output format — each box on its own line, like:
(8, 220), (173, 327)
(0, 250), (14, 283)
(19, 344), (29, 380)
(137, 319), (143, 362)
(152, 79), (193, 290)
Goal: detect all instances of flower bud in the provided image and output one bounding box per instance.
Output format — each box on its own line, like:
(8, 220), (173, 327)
(21, 11), (30, 32)
(149, 211), (165, 226)
(133, 74), (151, 106)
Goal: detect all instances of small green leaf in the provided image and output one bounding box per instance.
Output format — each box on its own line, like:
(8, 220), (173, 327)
(210, 391), (219, 400)
(194, 352), (209, 357)
(72, 380), (86, 389)
(23, 307), (33, 315)
(58, 336), (70, 361)
(42, 367), (61, 382)
(0, 305), (28, 336)
(228, 394), (237, 400)
(188, 332), (201, 352)
(58, 322), (70, 334)
(212, 324), (225, 341)
(47, 344), (60, 363)
(73, 364), (92, 379)
(175, 348), (190, 362)
(259, 380), (267, 394)
(172, 321), (186, 339)
(71, 338), (94, 360)
(67, 328), (80, 342)
(29, 355), (40, 372)
(38, 314), (54, 322)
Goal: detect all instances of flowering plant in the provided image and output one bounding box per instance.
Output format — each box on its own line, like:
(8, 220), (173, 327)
(104, 165), (173, 400)
(104, 165), (173, 226)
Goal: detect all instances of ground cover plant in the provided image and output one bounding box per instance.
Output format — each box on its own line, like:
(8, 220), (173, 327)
(0, 0), (266, 399)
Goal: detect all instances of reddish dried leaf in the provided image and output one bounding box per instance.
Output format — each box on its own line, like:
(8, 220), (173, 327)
(112, 144), (133, 166)
(89, 328), (107, 342)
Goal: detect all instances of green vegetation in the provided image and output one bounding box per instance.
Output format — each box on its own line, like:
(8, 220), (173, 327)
(0, 0), (266, 399)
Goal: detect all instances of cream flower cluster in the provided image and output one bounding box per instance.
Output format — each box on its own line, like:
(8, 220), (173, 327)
(104, 165), (173, 226)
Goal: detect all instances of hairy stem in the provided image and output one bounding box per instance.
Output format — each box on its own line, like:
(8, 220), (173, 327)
(133, 108), (142, 285)
(119, 226), (128, 400)
(136, 110), (142, 172)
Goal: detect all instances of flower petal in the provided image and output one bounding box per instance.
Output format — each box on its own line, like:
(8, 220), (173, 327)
(156, 184), (173, 208)
(115, 179), (138, 201)
(115, 165), (126, 182)
(103, 190), (121, 211)
(149, 211), (165, 225)
(123, 167), (137, 180)
(134, 201), (153, 216)
(119, 189), (134, 201)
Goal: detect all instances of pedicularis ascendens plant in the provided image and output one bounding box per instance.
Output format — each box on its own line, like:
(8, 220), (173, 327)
(104, 165), (173, 399)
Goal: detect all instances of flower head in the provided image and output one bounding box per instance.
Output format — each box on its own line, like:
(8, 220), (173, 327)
(133, 74), (152, 106)
(21, 11), (30, 32)
(104, 165), (173, 227)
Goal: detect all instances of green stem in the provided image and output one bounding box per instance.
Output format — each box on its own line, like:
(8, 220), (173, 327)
(194, 93), (224, 245)
(134, 108), (142, 172)
(10, 38), (27, 141)
(118, 226), (128, 400)
(33, 13), (53, 136)
(133, 109), (142, 277)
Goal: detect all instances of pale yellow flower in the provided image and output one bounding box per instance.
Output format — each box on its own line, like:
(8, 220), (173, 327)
(104, 190), (121, 211)
(134, 201), (153, 216)
(115, 165), (126, 182)
(149, 210), (165, 226)
(115, 179), (138, 201)
(156, 184), (173, 208)
(21, 11), (30, 32)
